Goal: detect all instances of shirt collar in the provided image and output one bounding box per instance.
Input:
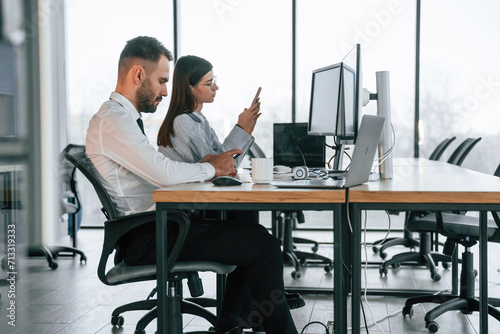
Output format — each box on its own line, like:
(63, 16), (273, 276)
(109, 92), (142, 120)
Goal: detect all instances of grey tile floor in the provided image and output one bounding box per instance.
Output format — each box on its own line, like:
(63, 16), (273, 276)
(2, 213), (500, 334)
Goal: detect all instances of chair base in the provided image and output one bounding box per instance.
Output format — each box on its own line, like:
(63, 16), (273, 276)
(379, 232), (451, 282)
(373, 211), (443, 259)
(111, 278), (224, 334)
(284, 250), (332, 279)
(373, 235), (420, 259)
(293, 237), (319, 253)
(402, 249), (500, 332)
(403, 295), (500, 333)
(277, 211), (333, 279)
(28, 245), (87, 269)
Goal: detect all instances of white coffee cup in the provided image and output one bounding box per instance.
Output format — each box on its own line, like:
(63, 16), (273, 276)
(251, 158), (273, 184)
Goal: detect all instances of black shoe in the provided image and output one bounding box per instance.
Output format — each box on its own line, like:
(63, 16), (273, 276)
(286, 291), (305, 309)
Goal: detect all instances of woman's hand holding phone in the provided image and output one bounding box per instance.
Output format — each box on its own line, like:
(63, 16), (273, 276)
(237, 87), (262, 135)
(251, 87), (262, 106)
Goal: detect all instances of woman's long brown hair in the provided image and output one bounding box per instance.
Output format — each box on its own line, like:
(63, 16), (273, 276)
(157, 55), (213, 147)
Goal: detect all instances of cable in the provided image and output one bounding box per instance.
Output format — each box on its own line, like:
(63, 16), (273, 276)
(362, 211), (385, 333)
(366, 211), (393, 248)
(346, 189), (353, 233)
(300, 321), (330, 334)
(324, 140), (351, 170)
(372, 122), (396, 174)
(295, 145), (307, 167)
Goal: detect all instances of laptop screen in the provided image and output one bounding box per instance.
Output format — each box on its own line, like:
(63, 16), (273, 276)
(273, 123), (326, 168)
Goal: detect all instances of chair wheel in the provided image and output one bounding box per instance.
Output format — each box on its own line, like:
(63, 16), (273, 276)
(111, 315), (124, 327)
(379, 251), (387, 259)
(442, 262), (450, 269)
(431, 273), (441, 282)
(379, 267), (388, 276)
(391, 262), (400, 269)
(311, 245), (319, 253)
(50, 262), (58, 270)
(291, 270), (301, 279)
(373, 246), (379, 254)
(402, 306), (413, 318)
(427, 321), (439, 332)
(324, 265), (332, 273)
(134, 330), (146, 334)
(80, 255), (87, 264)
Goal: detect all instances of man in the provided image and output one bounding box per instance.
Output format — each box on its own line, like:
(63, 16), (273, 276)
(86, 36), (299, 334)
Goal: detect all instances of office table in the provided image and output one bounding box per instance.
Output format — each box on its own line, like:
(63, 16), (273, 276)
(153, 181), (346, 334)
(349, 158), (500, 334)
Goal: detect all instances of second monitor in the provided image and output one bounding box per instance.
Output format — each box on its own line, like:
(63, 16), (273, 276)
(273, 122), (325, 168)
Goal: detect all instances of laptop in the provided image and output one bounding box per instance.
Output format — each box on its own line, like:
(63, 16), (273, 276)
(272, 114), (385, 189)
(273, 122), (326, 168)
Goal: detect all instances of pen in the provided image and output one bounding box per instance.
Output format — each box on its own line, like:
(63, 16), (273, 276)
(233, 154), (241, 159)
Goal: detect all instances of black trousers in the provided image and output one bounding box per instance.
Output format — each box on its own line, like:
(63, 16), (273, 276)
(121, 217), (297, 334)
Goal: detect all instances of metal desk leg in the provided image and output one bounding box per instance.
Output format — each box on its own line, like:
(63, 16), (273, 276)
(351, 204), (362, 334)
(334, 203), (346, 334)
(156, 207), (168, 334)
(479, 211), (488, 333)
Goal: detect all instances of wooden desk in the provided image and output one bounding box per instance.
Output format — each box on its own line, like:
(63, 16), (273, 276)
(153, 182), (346, 334)
(349, 158), (500, 334)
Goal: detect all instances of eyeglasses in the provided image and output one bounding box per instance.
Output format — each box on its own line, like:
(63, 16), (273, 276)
(197, 76), (217, 91)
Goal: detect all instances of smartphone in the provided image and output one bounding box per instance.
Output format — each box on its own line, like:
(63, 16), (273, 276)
(251, 87), (262, 106)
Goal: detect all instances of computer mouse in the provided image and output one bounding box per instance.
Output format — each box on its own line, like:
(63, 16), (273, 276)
(211, 176), (243, 186)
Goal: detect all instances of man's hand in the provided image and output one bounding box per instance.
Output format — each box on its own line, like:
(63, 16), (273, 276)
(205, 149), (242, 177)
(237, 101), (261, 135)
(199, 154), (217, 163)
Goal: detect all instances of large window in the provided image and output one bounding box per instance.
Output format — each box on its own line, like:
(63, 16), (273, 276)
(420, 0), (500, 173)
(177, 0), (292, 159)
(297, 0), (416, 159)
(66, 0), (174, 226)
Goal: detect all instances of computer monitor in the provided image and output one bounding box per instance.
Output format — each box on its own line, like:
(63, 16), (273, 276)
(307, 62), (342, 137)
(273, 122), (325, 168)
(308, 44), (361, 143)
(340, 44), (362, 143)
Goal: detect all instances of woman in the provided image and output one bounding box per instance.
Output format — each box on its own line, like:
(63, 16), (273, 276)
(157, 56), (304, 332)
(157, 55), (261, 226)
(157, 55), (261, 167)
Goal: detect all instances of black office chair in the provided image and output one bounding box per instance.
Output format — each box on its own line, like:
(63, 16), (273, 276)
(373, 137), (456, 259)
(248, 143), (332, 279)
(65, 144), (236, 334)
(428, 136), (457, 161)
(27, 145), (87, 269)
(402, 165), (500, 332)
(446, 137), (482, 166)
(379, 138), (481, 281)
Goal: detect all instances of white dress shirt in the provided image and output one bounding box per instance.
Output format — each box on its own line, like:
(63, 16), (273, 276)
(158, 112), (254, 167)
(86, 92), (215, 216)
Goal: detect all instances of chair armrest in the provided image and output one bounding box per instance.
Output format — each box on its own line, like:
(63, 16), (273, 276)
(98, 211), (156, 284)
(97, 210), (191, 286)
(163, 210), (191, 275)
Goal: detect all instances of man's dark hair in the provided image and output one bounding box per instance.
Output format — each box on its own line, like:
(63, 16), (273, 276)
(118, 36), (173, 75)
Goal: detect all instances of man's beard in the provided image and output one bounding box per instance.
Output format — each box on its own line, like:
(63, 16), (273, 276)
(136, 79), (161, 113)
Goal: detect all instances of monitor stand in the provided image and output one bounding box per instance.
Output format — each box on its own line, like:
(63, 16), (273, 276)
(331, 144), (345, 172)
